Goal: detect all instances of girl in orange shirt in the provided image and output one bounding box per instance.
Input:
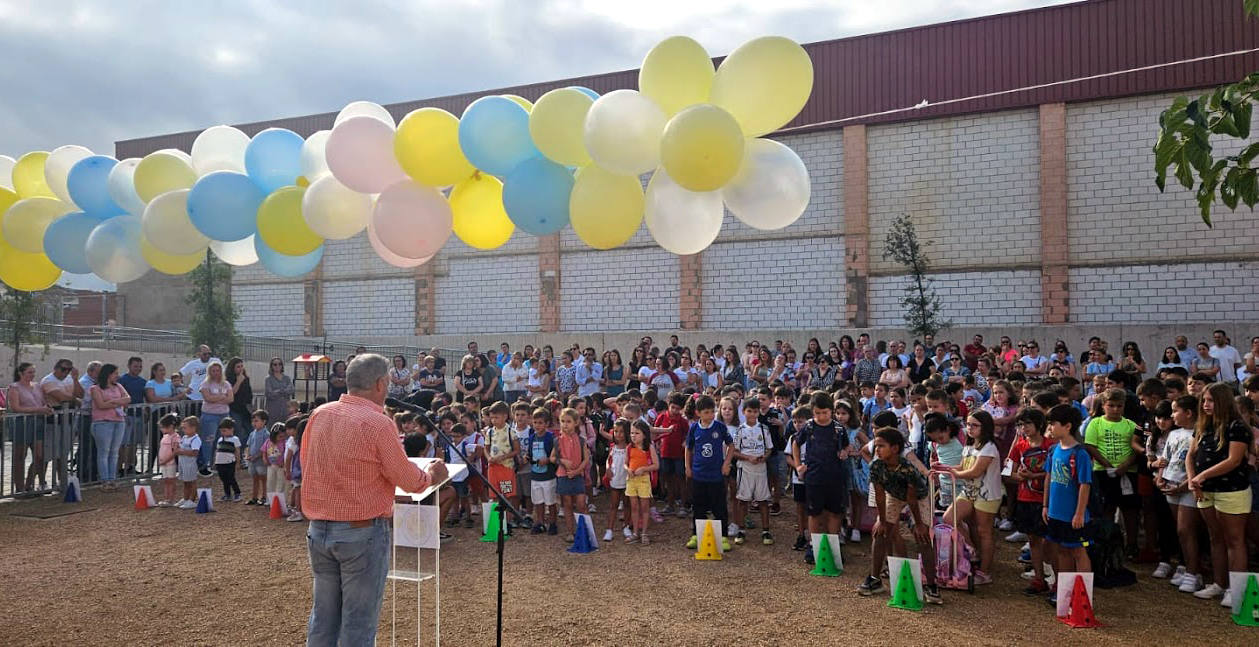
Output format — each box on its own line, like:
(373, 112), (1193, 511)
(626, 419), (659, 544)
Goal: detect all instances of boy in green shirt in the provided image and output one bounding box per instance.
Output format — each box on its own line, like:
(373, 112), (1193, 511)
(1083, 387), (1139, 556)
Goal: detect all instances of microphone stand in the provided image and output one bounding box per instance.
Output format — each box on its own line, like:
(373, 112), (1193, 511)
(387, 398), (523, 647)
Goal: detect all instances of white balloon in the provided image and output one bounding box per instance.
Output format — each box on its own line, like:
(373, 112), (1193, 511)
(584, 90), (666, 176)
(211, 235), (259, 266)
(722, 139), (811, 230)
(300, 130), (331, 181)
(302, 174), (370, 240)
(334, 101), (396, 128)
(0, 155), (15, 190)
(191, 125), (250, 175)
(141, 189), (209, 255)
(44, 145), (93, 203)
(85, 215), (150, 283)
(645, 168), (723, 255)
(106, 158), (146, 215)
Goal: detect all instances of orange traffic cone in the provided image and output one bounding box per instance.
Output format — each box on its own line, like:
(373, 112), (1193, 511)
(1058, 574), (1101, 628)
(134, 486), (150, 511)
(269, 495), (284, 520)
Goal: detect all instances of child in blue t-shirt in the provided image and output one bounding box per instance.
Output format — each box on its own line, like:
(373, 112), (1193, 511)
(1043, 403), (1093, 593)
(684, 395), (732, 552)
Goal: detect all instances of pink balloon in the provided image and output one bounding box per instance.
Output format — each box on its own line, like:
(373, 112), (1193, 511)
(368, 217), (432, 268)
(325, 116), (406, 193)
(372, 180), (452, 260)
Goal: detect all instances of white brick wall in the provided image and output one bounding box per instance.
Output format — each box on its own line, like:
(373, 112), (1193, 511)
(1070, 261), (1259, 323)
(561, 248), (679, 331)
(322, 278), (415, 336)
(701, 237), (845, 329)
(868, 109), (1041, 273)
(434, 255), (538, 334)
(1067, 91), (1257, 262)
(869, 270), (1043, 327)
(234, 283), (305, 336)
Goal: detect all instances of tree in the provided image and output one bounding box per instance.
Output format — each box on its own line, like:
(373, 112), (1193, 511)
(882, 214), (950, 339)
(185, 253), (241, 358)
(1154, 1), (1259, 226)
(0, 289), (53, 377)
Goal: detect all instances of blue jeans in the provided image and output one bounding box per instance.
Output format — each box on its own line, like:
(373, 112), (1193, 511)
(91, 420), (125, 482)
(306, 518), (390, 647)
(198, 412), (225, 469)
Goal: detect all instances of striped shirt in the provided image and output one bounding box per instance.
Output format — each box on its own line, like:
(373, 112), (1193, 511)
(300, 394), (430, 521)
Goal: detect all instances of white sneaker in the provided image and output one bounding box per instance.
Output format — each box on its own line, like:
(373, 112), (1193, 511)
(1221, 589), (1233, 608)
(557, 508), (565, 517)
(727, 523), (740, 538)
(1020, 541), (1030, 552)
(1193, 582), (1224, 599)
(178, 500), (196, 509)
(1169, 565), (1187, 586)
(602, 529), (613, 542)
(1151, 562), (1173, 579)
(997, 518), (1014, 531)
(622, 525), (633, 539)
(1179, 574), (1203, 593)
(849, 528), (861, 543)
(1004, 531), (1028, 543)
(587, 503), (597, 514)
(174, 498), (187, 508)
(286, 511), (304, 522)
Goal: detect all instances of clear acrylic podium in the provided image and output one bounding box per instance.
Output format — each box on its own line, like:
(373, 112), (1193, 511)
(389, 458), (466, 647)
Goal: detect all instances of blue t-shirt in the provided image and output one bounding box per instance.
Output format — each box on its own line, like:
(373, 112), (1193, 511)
(146, 378), (173, 399)
(800, 420), (849, 485)
(119, 373), (147, 404)
(1047, 443), (1093, 522)
(246, 429), (268, 460)
(685, 420), (732, 483)
(528, 430), (557, 482)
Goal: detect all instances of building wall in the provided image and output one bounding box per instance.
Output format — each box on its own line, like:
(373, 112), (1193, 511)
(434, 254), (538, 334)
(234, 283), (304, 336)
(561, 247), (678, 331)
(868, 270), (1044, 327)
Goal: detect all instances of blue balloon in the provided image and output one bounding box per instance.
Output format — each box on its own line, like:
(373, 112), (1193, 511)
(43, 212), (106, 274)
(458, 96), (539, 177)
(569, 86), (600, 100)
(66, 156), (124, 217)
(244, 128), (304, 193)
(502, 157), (574, 236)
(187, 171), (266, 241)
(255, 236), (322, 277)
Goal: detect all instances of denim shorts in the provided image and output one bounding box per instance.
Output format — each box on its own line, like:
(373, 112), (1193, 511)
(766, 452), (788, 482)
(556, 475), (585, 496)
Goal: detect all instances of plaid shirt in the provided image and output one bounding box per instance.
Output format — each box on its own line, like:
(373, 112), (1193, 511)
(853, 358), (883, 385)
(301, 394), (430, 521)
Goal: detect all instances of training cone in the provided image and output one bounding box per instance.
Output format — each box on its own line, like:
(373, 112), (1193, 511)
(695, 520), (722, 561)
(568, 515), (597, 554)
(480, 503), (504, 542)
(63, 477), (81, 503)
(1233, 573), (1259, 627)
(1058, 574), (1101, 628)
(888, 560), (923, 611)
(195, 490), (212, 514)
(809, 534), (842, 576)
(269, 495), (284, 519)
(133, 486), (150, 511)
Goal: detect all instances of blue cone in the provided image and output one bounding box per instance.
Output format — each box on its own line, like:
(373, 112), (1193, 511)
(63, 481), (80, 503)
(567, 514), (597, 554)
(196, 490), (212, 514)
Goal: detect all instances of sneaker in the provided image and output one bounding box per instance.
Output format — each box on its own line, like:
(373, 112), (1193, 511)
(770, 501), (782, 516)
(218, 495), (231, 502)
(626, 533), (639, 544)
(1179, 574), (1203, 593)
(591, 486), (601, 497)
(761, 530), (773, 546)
(727, 523), (741, 538)
(557, 508), (565, 517)
(287, 511), (304, 522)
(1023, 579), (1050, 595)
(849, 528), (860, 543)
(924, 584), (943, 605)
(792, 534), (807, 551)
(660, 504), (674, 516)
(244, 498), (258, 506)
(805, 547), (814, 565)
(685, 535), (698, 549)
(1017, 548), (1032, 564)
(1221, 589), (1233, 608)
(198, 468), (212, 477)
(650, 508), (664, 523)
(174, 498), (187, 508)
(531, 524), (544, 535)
(1152, 562), (1173, 579)
(744, 516), (757, 530)
(750, 501), (761, 511)
(439, 532), (453, 543)
(997, 518), (1013, 531)
(587, 503), (597, 514)
(547, 522), (558, 536)
(232, 494), (242, 502)
(623, 525), (634, 539)
(1020, 569), (1038, 581)
(602, 529), (613, 542)
(857, 576), (884, 596)
(639, 533), (649, 545)
(734, 531), (746, 545)
(1194, 582), (1225, 599)
(178, 500), (197, 509)
(1004, 531), (1028, 543)
(1169, 565), (1187, 586)
(721, 538), (731, 552)
(446, 517), (460, 528)
(974, 570), (993, 586)
(563, 534), (574, 543)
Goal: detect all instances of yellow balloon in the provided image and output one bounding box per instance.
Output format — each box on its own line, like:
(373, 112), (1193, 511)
(395, 108), (476, 187)
(659, 104), (745, 192)
(709, 36), (813, 137)
(569, 165), (643, 249)
(296, 176), (311, 188)
(133, 151), (196, 203)
(639, 36), (715, 117)
(141, 235), (205, 275)
(450, 172), (513, 250)
(528, 88), (593, 167)
(503, 95), (533, 112)
(2, 196), (74, 253)
(257, 186), (321, 255)
(0, 187), (17, 215)
(0, 234), (60, 291)
(12, 152), (54, 199)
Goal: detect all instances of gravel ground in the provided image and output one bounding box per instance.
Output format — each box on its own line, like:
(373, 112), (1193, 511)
(0, 481), (1252, 646)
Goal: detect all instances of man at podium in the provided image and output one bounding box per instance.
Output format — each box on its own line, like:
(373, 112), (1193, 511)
(301, 354), (449, 647)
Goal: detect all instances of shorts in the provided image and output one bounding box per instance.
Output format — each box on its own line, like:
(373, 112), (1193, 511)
(488, 463), (517, 498)
(530, 479), (558, 506)
(766, 452), (788, 484)
(160, 463), (177, 480)
(658, 457), (685, 476)
(792, 483), (806, 504)
(1096, 471), (1140, 510)
(1012, 500), (1046, 536)
(736, 467), (771, 503)
(625, 474), (652, 499)
(805, 480), (847, 516)
(1165, 490), (1196, 507)
(884, 493), (931, 527)
(1045, 517), (1091, 549)
(1196, 488), (1253, 515)
(956, 494), (1002, 515)
(556, 475), (585, 497)
(249, 460), (268, 478)
(451, 481), (469, 498)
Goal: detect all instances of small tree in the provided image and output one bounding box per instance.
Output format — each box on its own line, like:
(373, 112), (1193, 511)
(0, 289), (53, 377)
(882, 214), (950, 339)
(185, 253), (241, 358)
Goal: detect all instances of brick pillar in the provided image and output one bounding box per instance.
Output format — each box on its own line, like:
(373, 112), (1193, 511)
(303, 261), (323, 336)
(414, 261), (436, 335)
(679, 253), (703, 329)
(1039, 103), (1070, 324)
(538, 234), (561, 332)
(843, 125), (869, 328)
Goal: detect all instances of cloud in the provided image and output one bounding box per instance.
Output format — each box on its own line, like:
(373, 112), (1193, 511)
(0, 0), (1074, 156)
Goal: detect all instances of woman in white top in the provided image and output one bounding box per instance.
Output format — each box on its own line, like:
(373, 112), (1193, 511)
(526, 358), (552, 398)
(501, 352), (529, 403)
(644, 356), (679, 398)
(700, 356), (723, 392)
(674, 355), (702, 390)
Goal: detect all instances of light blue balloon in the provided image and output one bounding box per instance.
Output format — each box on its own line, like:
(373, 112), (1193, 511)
(255, 236), (323, 277)
(244, 128), (304, 193)
(67, 156), (124, 218)
(187, 171), (266, 241)
(569, 86), (599, 100)
(458, 96), (539, 177)
(502, 157), (573, 236)
(43, 211), (105, 274)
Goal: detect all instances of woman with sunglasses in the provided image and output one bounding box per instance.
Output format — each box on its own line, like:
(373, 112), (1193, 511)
(263, 357), (294, 425)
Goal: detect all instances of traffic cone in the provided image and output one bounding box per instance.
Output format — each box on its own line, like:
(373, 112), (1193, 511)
(809, 534), (842, 577)
(1233, 573), (1259, 627)
(1058, 573), (1101, 628)
(695, 520), (722, 560)
(480, 503), (505, 542)
(887, 560), (923, 611)
(269, 495), (285, 520)
(63, 476), (81, 503)
(134, 485), (150, 511)
(195, 489), (213, 514)
(568, 514), (597, 554)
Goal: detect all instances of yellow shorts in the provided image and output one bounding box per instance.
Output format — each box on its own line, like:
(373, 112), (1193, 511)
(1196, 488), (1253, 515)
(957, 494), (1002, 515)
(625, 474), (652, 499)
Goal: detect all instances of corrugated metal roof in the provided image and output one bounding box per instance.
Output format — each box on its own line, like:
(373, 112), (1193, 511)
(116, 0), (1259, 157)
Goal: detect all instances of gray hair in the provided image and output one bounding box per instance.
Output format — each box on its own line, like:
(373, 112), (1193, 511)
(346, 353), (389, 392)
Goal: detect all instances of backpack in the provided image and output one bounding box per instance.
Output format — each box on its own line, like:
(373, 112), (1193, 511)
(289, 448), (302, 481)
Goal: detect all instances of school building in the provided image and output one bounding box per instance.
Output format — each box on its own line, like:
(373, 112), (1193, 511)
(115, 0), (1259, 354)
